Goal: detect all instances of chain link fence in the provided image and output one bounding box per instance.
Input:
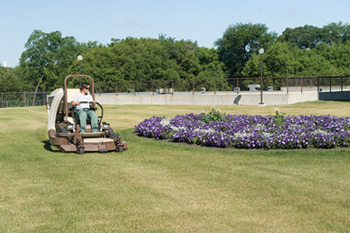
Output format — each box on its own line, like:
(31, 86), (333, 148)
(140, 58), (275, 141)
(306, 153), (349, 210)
(2, 76), (350, 108)
(94, 76), (350, 95)
(0, 91), (50, 108)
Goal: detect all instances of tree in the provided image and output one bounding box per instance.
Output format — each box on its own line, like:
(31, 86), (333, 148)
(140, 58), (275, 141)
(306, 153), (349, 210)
(243, 42), (336, 77)
(279, 22), (350, 49)
(0, 67), (23, 92)
(215, 23), (277, 77)
(315, 41), (350, 75)
(196, 47), (229, 91)
(19, 30), (83, 90)
(279, 25), (322, 49)
(73, 36), (226, 92)
(242, 42), (337, 90)
(321, 22), (350, 45)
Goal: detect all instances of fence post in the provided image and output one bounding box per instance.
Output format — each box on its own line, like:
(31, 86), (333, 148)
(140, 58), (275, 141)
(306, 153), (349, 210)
(341, 77), (343, 92)
(286, 77), (289, 94)
(192, 79), (194, 95)
(43, 88), (46, 106)
(310, 77), (312, 90)
(329, 77), (332, 92)
(115, 81), (118, 96)
(317, 77), (320, 93)
(152, 81), (155, 95)
(214, 77), (216, 95)
(23, 91), (26, 107)
(134, 81), (136, 96)
(171, 80), (174, 95)
(1, 93), (3, 108)
(300, 77), (303, 93)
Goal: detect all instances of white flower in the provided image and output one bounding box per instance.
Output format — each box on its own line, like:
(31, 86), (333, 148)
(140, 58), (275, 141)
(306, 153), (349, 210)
(254, 123), (265, 130)
(233, 132), (251, 138)
(274, 108), (280, 115)
(312, 129), (328, 135)
(262, 132), (273, 137)
(160, 118), (171, 127)
(171, 126), (186, 131)
(194, 128), (215, 134)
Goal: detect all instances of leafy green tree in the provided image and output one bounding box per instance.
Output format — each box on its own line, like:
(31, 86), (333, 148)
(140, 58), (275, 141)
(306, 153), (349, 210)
(243, 42), (336, 77)
(215, 23), (277, 77)
(321, 22), (350, 45)
(196, 47), (229, 91)
(72, 36), (226, 92)
(280, 22), (350, 49)
(19, 30), (83, 90)
(0, 67), (23, 92)
(279, 25), (322, 49)
(77, 37), (180, 84)
(242, 42), (337, 90)
(159, 36), (200, 90)
(315, 41), (350, 75)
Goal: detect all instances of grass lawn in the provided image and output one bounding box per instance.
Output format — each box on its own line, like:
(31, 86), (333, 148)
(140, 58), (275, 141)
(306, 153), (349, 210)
(0, 102), (349, 232)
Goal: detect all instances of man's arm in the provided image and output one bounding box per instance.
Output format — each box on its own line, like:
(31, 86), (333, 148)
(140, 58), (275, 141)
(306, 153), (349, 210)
(72, 101), (80, 106)
(88, 94), (95, 104)
(72, 94), (80, 106)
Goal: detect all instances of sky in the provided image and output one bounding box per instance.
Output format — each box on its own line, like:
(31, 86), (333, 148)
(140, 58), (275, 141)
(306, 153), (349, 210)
(1, 0), (350, 67)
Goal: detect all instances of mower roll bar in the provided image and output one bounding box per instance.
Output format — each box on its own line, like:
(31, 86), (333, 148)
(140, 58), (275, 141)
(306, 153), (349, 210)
(64, 75), (95, 118)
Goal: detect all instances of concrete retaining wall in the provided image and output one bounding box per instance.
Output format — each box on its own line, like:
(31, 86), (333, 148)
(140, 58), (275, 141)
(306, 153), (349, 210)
(95, 91), (319, 106)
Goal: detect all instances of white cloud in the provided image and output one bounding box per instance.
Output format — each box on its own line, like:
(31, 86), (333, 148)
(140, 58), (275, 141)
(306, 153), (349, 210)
(114, 19), (149, 28)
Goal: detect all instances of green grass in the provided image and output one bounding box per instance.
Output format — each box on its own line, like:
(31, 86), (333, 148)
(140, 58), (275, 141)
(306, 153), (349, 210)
(0, 102), (350, 232)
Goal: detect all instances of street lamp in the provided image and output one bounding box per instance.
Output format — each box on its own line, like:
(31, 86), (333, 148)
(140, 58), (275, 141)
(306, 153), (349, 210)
(258, 48), (264, 105)
(77, 55), (83, 85)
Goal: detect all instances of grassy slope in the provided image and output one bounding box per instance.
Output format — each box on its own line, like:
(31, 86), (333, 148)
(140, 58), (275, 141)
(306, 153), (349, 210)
(0, 102), (349, 232)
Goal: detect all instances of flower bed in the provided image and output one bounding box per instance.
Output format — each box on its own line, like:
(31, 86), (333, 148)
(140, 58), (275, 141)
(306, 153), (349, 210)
(135, 109), (350, 149)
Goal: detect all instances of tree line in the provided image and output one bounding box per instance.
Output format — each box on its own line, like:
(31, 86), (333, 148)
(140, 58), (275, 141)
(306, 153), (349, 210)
(2, 22), (350, 92)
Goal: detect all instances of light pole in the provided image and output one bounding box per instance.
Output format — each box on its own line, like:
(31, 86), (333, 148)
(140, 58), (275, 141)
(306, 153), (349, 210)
(259, 48), (264, 105)
(77, 55), (83, 85)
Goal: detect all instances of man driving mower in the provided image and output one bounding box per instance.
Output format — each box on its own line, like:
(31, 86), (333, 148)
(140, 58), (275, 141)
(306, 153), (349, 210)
(72, 82), (98, 133)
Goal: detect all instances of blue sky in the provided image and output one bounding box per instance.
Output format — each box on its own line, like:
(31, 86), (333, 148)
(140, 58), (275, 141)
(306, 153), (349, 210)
(1, 0), (350, 67)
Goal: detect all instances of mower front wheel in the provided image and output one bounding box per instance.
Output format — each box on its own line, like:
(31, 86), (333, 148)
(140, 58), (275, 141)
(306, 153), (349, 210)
(118, 145), (124, 153)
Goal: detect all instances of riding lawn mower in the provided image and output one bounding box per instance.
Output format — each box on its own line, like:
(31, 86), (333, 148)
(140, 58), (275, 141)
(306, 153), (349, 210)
(47, 75), (128, 154)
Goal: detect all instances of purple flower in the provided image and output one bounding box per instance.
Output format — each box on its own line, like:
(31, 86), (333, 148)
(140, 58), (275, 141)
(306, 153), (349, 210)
(135, 113), (350, 149)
